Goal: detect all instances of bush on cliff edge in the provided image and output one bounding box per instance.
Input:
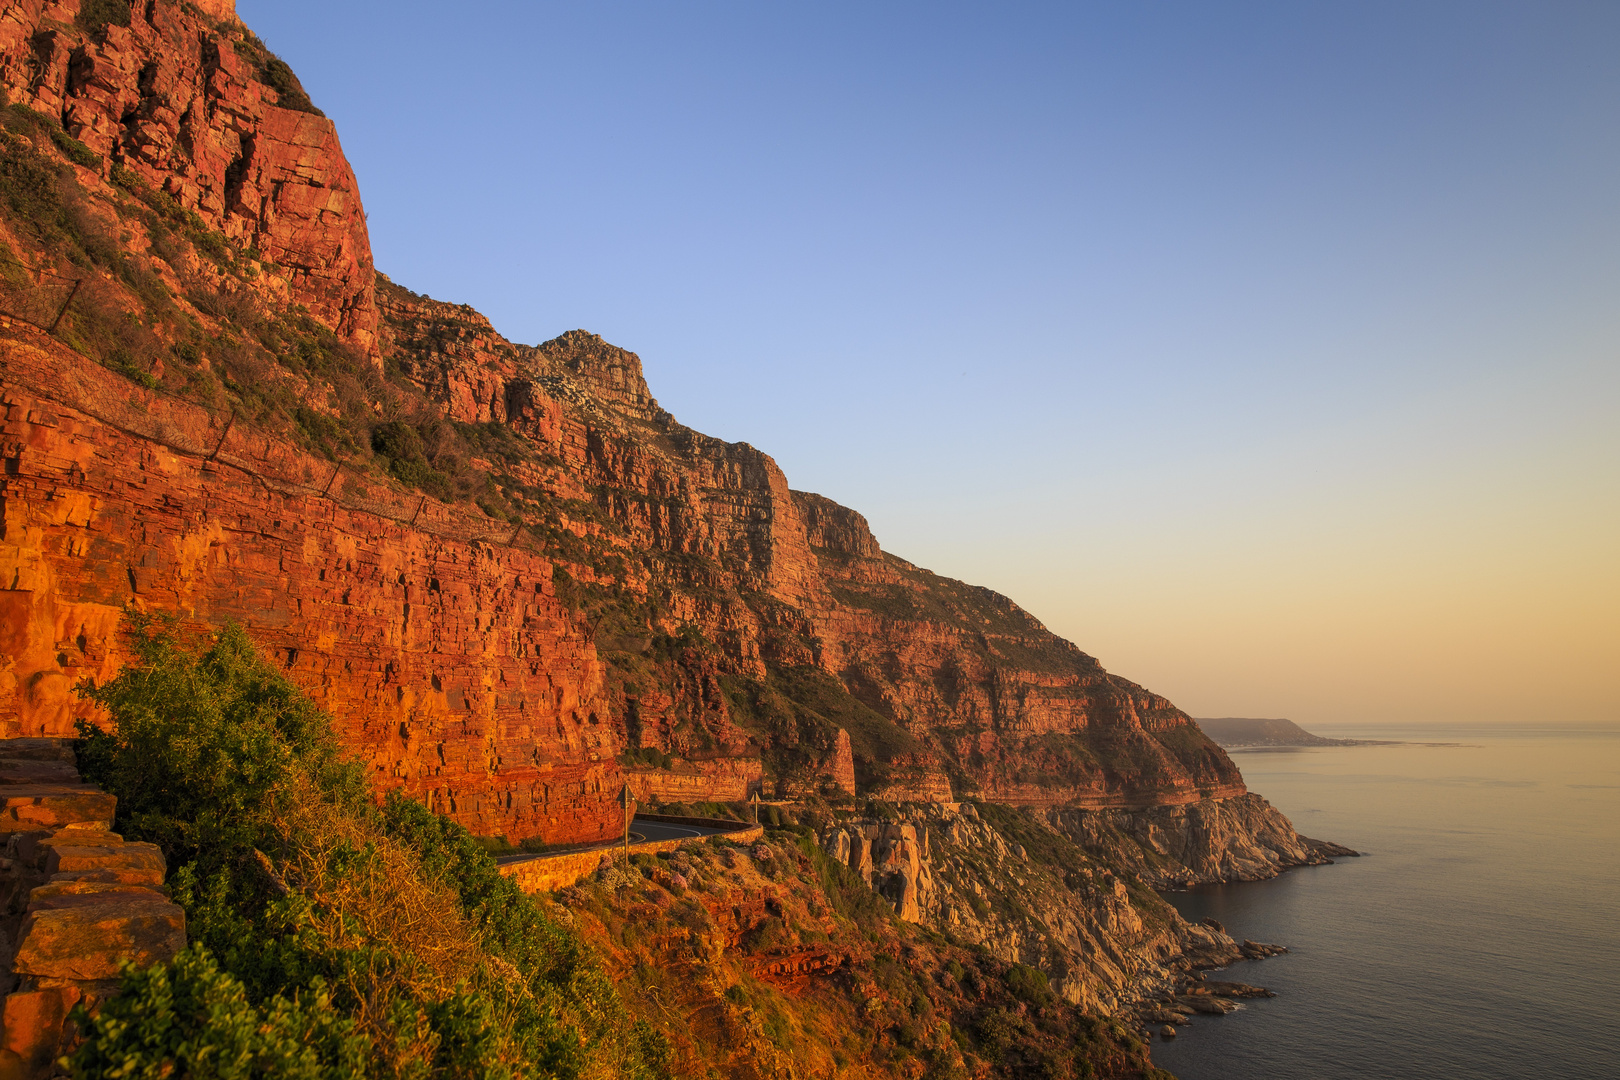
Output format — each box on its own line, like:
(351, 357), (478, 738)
(73, 614), (670, 1080)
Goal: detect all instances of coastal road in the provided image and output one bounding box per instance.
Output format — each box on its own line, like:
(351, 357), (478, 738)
(629, 815), (739, 842)
(494, 814), (746, 866)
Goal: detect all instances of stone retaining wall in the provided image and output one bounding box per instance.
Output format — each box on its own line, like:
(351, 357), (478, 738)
(0, 739), (185, 1078)
(498, 816), (764, 895)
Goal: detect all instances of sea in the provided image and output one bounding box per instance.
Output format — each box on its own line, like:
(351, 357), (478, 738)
(1149, 722), (1620, 1080)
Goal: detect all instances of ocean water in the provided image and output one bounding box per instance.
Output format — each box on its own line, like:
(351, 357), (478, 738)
(1149, 723), (1620, 1080)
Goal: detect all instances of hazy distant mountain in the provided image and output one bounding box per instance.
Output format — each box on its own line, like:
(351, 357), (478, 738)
(1195, 717), (1358, 747)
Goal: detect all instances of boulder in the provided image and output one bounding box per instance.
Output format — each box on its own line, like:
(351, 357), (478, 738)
(12, 897), (186, 981)
(0, 788), (116, 833)
(45, 842), (165, 879)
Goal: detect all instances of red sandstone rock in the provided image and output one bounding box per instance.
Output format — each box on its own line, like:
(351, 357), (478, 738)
(0, 332), (624, 844)
(27, 879), (168, 909)
(0, 760), (80, 786)
(0, 988), (67, 1079)
(0, 740), (73, 763)
(0, 0), (376, 353)
(12, 892), (185, 981)
(44, 840), (164, 879)
(47, 867), (164, 887)
(0, 788), (116, 834)
(15, 829), (123, 868)
(0, 4), (1246, 837)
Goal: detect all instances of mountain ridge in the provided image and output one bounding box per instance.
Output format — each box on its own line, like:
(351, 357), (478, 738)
(4, 0), (1262, 848)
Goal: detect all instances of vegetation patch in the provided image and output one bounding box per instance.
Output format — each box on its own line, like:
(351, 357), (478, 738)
(72, 614), (671, 1079)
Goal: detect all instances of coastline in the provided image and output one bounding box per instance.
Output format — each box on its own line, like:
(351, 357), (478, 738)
(1149, 727), (1620, 1080)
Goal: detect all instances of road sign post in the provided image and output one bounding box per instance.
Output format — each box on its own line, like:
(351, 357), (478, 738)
(750, 790), (760, 825)
(620, 784), (635, 849)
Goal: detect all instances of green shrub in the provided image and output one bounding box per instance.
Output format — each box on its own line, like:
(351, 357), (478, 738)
(0, 132), (63, 233)
(76, 614), (362, 858)
(618, 745), (673, 771)
(76, 0), (131, 36)
(262, 56), (325, 117)
(73, 615), (671, 1080)
(795, 833), (895, 932)
(1004, 963), (1052, 1007)
(67, 947), (368, 1080)
(3, 104), (101, 169)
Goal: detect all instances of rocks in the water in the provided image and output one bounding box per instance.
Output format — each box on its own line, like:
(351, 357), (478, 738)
(1205, 980), (1275, 999)
(1199, 917), (1226, 933)
(1302, 836), (1361, 858)
(1176, 993), (1240, 1015)
(1239, 938), (1289, 959)
(1160, 1025), (1177, 1038)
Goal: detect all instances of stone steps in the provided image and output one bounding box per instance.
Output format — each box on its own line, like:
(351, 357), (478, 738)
(0, 739), (186, 1079)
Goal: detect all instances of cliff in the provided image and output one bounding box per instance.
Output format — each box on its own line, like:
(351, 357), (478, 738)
(0, 0), (376, 352)
(812, 797), (1337, 1018)
(374, 280), (1249, 816)
(555, 829), (1169, 1079)
(2, 0), (1258, 854)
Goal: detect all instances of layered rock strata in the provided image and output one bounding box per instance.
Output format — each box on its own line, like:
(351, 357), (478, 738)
(0, 0), (377, 351)
(0, 737), (186, 1079)
(374, 281), (1250, 811)
(1044, 793), (1359, 887)
(1, 0), (1263, 851)
(0, 325), (623, 843)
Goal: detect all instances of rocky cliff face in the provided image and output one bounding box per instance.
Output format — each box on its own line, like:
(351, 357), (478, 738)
(0, 327), (623, 844)
(375, 277), (1249, 814)
(1, 1), (1281, 861)
(558, 829), (1169, 1079)
(0, 0), (376, 352)
(812, 800), (1316, 1019)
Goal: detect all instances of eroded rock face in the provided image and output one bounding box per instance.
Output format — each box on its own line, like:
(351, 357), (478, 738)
(0, 331), (622, 844)
(0, 4), (1250, 841)
(374, 280), (1248, 811)
(0, 738), (187, 1077)
(1, 282), (1247, 834)
(820, 820), (931, 921)
(818, 801), (1259, 1018)
(0, 0), (376, 352)
(1044, 792), (1349, 887)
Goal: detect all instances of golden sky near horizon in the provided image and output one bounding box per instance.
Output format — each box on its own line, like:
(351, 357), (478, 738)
(949, 375), (1620, 727)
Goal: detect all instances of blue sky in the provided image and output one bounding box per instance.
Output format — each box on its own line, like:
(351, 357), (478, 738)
(241, 1), (1619, 724)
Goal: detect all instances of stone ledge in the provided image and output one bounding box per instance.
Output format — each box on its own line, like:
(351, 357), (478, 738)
(0, 738), (185, 1078)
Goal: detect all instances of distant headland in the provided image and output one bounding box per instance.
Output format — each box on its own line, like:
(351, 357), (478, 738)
(1196, 717), (1471, 751)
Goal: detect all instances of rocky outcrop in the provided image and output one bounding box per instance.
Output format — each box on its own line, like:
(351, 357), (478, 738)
(815, 801), (1259, 1018)
(1196, 716), (1360, 747)
(623, 756), (764, 803)
(0, 270), (1249, 842)
(0, 0), (376, 352)
(820, 819), (931, 921)
(0, 737), (186, 1079)
(373, 281), (1250, 813)
(1044, 792), (1358, 887)
(0, 326), (623, 844)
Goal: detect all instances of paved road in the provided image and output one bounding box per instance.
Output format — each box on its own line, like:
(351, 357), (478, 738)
(495, 815), (744, 865)
(630, 816), (739, 842)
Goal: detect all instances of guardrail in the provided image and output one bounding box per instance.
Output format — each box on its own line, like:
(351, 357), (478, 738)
(496, 813), (764, 895)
